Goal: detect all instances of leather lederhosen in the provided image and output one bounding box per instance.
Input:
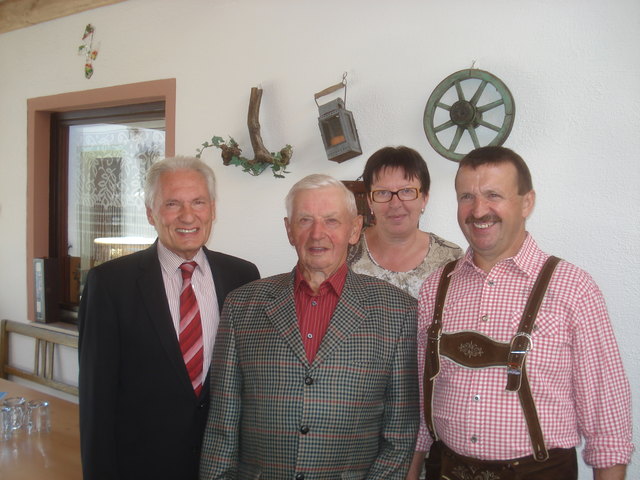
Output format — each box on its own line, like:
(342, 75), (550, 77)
(438, 442), (577, 480)
(424, 256), (562, 470)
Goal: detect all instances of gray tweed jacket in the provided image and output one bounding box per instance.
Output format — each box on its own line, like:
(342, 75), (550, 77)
(199, 268), (419, 480)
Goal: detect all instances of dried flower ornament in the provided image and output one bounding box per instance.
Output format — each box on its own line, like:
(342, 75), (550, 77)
(78, 24), (99, 79)
(196, 87), (292, 178)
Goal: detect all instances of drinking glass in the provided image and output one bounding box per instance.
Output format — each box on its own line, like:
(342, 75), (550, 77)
(2, 396), (26, 430)
(1, 406), (12, 441)
(26, 400), (51, 434)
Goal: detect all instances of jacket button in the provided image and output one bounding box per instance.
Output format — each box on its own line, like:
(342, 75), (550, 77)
(304, 376), (314, 385)
(300, 425), (309, 434)
(295, 474), (304, 480)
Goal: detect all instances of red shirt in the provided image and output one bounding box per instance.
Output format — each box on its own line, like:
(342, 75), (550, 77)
(294, 263), (348, 363)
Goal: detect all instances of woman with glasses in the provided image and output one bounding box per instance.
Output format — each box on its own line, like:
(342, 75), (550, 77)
(348, 146), (462, 298)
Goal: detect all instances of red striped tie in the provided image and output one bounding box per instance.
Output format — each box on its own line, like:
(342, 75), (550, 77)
(179, 262), (204, 397)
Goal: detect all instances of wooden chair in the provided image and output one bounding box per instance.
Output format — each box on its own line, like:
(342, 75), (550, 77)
(0, 319), (79, 396)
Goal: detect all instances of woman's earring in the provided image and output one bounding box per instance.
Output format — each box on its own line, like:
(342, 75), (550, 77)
(368, 209), (376, 226)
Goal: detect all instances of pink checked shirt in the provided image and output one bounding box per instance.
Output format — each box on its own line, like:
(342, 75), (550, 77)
(416, 234), (633, 468)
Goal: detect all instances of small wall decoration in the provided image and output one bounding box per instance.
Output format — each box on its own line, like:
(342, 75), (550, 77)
(423, 67), (515, 162)
(342, 180), (374, 227)
(315, 73), (362, 163)
(197, 87), (292, 178)
(78, 24), (99, 79)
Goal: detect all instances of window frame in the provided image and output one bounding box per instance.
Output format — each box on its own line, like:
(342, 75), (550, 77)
(51, 101), (166, 309)
(27, 79), (176, 322)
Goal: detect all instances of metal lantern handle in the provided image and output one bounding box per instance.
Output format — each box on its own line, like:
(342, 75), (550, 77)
(315, 72), (348, 107)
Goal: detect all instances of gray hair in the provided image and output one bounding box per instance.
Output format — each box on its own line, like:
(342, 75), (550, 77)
(285, 174), (357, 218)
(144, 156), (217, 209)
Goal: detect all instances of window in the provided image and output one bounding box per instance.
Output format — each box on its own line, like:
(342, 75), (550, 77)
(51, 102), (166, 309)
(27, 79), (176, 323)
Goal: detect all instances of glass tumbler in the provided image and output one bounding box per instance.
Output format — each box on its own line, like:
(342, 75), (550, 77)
(26, 400), (51, 434)
(1, 406), (12, 441)
(2, 396), (26, 430)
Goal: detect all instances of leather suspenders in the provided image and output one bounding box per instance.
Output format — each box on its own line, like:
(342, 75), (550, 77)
(424, 256), (561, 462)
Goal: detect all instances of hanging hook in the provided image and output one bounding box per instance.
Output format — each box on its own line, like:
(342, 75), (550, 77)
(342, 72), (348, 106)
(314, 72), (349, 107)
(465, 60), (477, 79)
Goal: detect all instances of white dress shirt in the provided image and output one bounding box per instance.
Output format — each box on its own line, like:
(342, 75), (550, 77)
(157, 241), (219, 386)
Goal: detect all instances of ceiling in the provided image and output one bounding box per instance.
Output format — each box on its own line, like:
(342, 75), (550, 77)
(0, 0), (126, 34)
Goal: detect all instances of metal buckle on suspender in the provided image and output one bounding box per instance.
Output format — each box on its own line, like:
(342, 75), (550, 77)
(507, 332), (533, 375)
(427, 331), (442, 341)
(510, 332), (533, 354)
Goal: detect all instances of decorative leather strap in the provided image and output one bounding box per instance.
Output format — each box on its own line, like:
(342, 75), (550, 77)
(424, 260), (458, 440)
(423, 256), (562, 462)
(519, 366), (549, 461)
(440, 331), (510, 367)
(506, 255), (561, 461)
(506, 256), (561, 392)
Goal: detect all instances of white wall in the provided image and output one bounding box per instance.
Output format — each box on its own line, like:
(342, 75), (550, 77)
(1, 0), (638, 476)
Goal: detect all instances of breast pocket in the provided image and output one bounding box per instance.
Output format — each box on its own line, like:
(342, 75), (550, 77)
(510, 309), (566, 345)
(511, 309), (571, 381)
(341, 470), (368, 480)
(348, 346), (388, 376)
(237, 462), (262, 479)
(342, 347), (389, 410)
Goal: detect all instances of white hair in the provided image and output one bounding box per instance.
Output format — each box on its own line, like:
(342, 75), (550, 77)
(144, 156), (217, 209)
(285, 174), (357, 218)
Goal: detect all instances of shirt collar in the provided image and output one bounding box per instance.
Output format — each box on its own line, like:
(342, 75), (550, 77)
(157, 241), (206, 275)
(294, 262), (348, 297)
(456, 232), (541, 278)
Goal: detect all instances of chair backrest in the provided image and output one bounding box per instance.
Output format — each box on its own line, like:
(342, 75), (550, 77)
(0, 319), (79, 396)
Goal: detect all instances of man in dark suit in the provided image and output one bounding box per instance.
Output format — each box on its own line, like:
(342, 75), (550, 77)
(79, 156), (260, 480)
(199, 174), (419, 480)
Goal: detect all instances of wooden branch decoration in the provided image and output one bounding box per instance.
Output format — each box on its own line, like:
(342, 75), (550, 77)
(196, 87), (292, 178)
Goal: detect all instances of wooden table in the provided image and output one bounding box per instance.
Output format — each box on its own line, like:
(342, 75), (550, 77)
(0, 378), (81, 479)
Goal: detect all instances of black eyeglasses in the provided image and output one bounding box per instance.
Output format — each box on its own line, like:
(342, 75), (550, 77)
(370, 187), (421, 203)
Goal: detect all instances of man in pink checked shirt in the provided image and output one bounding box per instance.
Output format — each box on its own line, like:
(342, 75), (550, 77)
(407, 146), (632, 480)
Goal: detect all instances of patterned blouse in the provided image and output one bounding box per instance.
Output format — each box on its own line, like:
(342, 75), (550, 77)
(347, 231), (463, 299)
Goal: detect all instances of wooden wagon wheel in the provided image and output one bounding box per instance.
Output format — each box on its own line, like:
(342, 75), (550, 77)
(423, 69), (515, 162)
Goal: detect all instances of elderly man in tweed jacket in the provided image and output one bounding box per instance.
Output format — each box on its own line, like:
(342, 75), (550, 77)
(199, 174), (419, 480)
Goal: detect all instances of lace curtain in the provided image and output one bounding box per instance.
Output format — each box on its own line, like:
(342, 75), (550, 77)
(68, 124), (164, 293)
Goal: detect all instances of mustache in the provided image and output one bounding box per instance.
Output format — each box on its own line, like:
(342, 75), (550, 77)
(465, 214), (501, 225)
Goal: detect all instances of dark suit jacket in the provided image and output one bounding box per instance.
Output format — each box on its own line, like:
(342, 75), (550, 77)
(79, 243), (259, 480)
(199, 268), (419, 480)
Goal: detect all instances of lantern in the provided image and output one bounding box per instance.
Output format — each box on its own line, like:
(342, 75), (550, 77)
(315, 74), (362, 163)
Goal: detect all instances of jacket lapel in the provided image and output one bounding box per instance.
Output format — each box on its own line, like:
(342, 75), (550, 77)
(137, 243), (194, 393)
(264, 272), (310, 367)
(261, 269), (369, 369)
(203, 248), (226, 314)
(312, 270), (367, 368)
